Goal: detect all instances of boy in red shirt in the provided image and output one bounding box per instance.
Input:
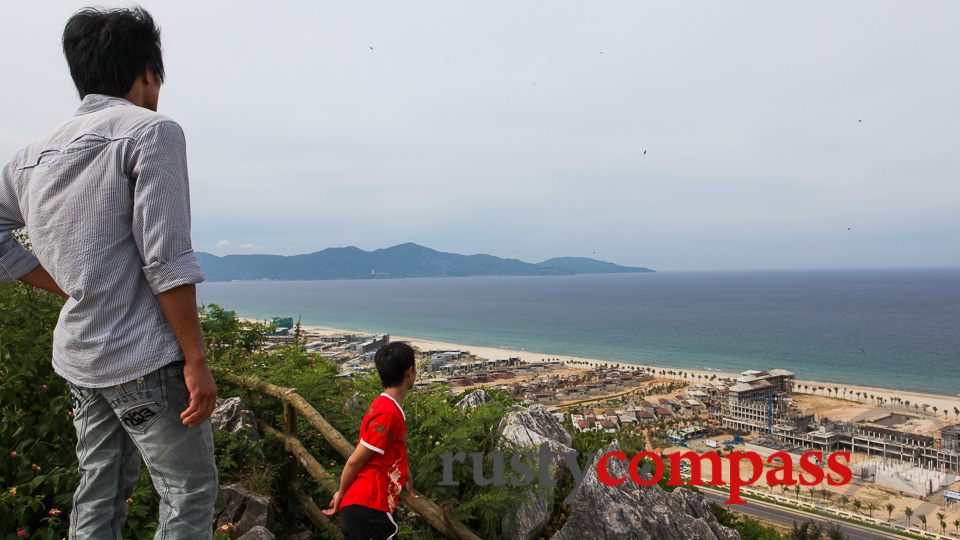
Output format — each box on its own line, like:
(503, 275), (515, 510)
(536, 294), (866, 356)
(324, 342), (419, 539)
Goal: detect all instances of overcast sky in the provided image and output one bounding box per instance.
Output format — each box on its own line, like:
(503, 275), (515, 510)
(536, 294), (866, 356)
(2, 2), (958, 271)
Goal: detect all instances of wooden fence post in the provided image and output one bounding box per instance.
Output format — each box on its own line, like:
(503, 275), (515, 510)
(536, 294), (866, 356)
(284, 399), (299, 503)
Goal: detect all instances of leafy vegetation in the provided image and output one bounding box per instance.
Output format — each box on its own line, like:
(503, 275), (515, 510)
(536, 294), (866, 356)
(0, 259), (73, 540)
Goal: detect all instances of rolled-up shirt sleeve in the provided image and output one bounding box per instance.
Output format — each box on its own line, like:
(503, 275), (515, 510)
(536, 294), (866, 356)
(0, 231), (40, 284)
(0, 162), (40, 284)
(130, 121), (205, 294)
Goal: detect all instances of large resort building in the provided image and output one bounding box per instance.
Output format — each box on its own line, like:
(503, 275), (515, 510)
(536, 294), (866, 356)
(717, 369), (796, 434)
(712, 369), (960, 475)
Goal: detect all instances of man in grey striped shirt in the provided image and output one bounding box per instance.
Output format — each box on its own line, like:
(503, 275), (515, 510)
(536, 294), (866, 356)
(0, 7), (218, 539)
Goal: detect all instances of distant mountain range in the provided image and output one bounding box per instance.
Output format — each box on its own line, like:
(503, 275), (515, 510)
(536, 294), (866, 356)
(195, 243), (654, 281)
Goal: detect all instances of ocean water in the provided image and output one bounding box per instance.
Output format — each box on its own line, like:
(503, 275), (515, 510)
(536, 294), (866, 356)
(196, 268), (960, 397)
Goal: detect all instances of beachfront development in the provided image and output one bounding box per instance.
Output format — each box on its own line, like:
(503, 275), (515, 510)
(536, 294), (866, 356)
(265, 320), (960, 538)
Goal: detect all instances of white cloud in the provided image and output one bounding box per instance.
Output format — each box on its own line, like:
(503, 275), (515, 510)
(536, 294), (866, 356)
(238, 243), (262, 250)
(216, 240), (231, 249)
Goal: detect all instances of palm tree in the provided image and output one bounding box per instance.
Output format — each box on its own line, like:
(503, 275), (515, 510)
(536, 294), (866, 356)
(885, 502), (895, 521)
(852, 498), (862, 515)
(839, 495), (849, 511)
(794, 484), (802, 500)
(821, 489), (832, 505)
(954, 406), (959, 419)
(809, 487), (817, 502)
(904, 507), (913, 527)
(933, 406), (938, 417)
(936, 513), (945, 534)
(865, 500), (878, 518)
(918, 514), (927, 531)
(953, 518), (959, 536)
(922, 403), (929, 414)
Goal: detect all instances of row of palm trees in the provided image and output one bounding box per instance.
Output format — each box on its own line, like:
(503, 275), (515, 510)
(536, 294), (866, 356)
(795, 384), (960, 419)
(760, 482), (960, 535)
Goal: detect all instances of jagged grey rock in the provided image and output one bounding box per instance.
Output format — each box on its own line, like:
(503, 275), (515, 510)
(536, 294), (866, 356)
(236, 526), (275, 540)
(212, 397), (260, 442)
(216, 484), (273, 538)
(502, 487), (554, 540)
(343, 391), (363, 415)
(233, 491), (271, 538)
(497, 406), (575, 540)
(498, 406), (572, 449)
(551, 442), (740, 540)
(456, 388), (502, 410)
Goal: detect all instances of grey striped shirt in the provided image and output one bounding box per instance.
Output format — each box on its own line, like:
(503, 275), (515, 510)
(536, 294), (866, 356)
(0, 94), (205, 387)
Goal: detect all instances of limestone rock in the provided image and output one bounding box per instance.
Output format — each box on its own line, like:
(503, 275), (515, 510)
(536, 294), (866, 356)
(497, 405), (572, 449)
(497, 406), (575, 540)
(236, 526), (275, 540)
(343, 391), (364, 415)
(456, 388), (502, 410)
(502, 486), (554, 540)
(212, 397), (260, 442)
(551, 442), (739, 540)
(216, 484), (273, 539)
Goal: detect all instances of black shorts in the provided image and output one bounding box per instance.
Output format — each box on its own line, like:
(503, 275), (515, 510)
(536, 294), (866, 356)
(339, 504), (399, 540)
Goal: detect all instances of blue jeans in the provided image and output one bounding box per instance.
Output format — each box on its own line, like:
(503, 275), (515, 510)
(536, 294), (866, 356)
(67, 361), (218, 540)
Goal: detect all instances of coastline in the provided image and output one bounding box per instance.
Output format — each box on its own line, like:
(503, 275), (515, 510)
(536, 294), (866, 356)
(281, 321), (960, 417)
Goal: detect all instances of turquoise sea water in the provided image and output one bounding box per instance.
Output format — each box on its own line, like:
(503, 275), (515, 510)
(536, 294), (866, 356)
(196, 268), (960, 397)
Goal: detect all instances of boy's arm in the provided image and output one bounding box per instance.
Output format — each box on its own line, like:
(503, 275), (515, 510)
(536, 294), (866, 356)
(323, 443), (378, 515)
(404, 451), (419, 498)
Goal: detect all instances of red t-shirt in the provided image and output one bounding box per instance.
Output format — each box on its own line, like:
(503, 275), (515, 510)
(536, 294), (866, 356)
(340, 393), (408, 513)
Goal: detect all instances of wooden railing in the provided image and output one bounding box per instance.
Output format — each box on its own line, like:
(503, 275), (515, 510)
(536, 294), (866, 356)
(222, 373), (481, 540)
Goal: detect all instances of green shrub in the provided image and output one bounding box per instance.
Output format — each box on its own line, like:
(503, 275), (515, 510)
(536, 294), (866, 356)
(0, 273), (74, 540)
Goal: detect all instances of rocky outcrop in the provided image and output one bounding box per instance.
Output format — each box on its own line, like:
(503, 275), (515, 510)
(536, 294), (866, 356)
(342, 391), (364, 415)
(497, 406), (572, 449)
(497, 406), (574, 540)
(456, 388), (503, 410)
(216, 484), (273, 539)
(551, 442), (739, 540)
(212, 397), (260, 442)
(235, 526), (275, 540)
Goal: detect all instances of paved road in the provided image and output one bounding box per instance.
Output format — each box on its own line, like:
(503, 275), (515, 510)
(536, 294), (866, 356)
(700, 488), (906, 540)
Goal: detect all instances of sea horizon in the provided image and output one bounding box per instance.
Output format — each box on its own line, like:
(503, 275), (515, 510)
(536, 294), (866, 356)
(197, 267), (960, 399)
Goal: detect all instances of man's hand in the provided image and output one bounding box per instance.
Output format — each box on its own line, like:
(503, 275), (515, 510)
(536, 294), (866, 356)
(180, 359), (217, 427)
(322, 490), (344, 516)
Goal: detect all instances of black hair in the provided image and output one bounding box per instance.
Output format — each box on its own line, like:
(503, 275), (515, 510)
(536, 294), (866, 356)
(374, 342), (416, 389)
(62, 6), (165, 98)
